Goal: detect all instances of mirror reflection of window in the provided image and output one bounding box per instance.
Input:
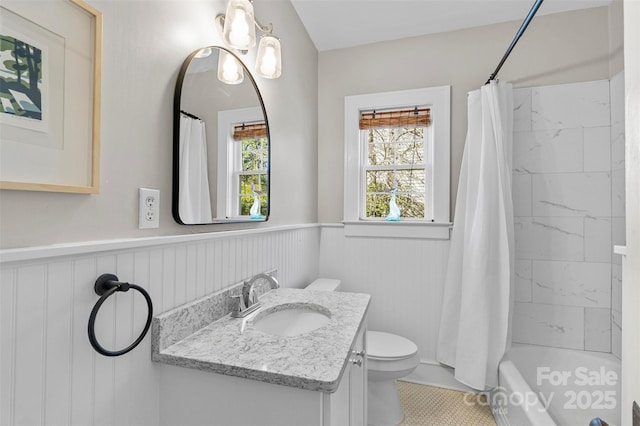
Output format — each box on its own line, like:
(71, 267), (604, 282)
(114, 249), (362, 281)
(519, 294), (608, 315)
(217, 106), (268, 221)
(233, 127), (268, 217)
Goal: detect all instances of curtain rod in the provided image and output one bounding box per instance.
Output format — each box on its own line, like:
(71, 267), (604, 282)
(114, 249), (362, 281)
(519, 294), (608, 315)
(485, 0), (544, 85)
(180, 110), (201, 120)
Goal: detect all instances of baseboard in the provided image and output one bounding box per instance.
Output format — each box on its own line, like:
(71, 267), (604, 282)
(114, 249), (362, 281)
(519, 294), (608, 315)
(401, 361), (477, 393)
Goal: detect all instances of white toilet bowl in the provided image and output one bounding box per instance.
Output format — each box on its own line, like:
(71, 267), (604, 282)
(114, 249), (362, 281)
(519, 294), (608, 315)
(367, 331), (419, 426)
(305, 279), (420, 426)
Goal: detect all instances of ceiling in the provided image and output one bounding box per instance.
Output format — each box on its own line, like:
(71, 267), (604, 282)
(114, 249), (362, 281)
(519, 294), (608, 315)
(289, 0), (612, 51)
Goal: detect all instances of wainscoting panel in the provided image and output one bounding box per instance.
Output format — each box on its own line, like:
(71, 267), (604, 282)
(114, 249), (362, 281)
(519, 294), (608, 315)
(0, 225), (320, 426)
(318, 225), (450, 364)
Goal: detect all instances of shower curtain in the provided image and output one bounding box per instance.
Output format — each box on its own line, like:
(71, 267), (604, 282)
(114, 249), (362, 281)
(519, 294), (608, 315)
(179, 113), (212, 223)
(436, 80), (514, 391)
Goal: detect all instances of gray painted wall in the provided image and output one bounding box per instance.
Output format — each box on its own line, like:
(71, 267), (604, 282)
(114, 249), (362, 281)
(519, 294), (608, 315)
(0, 0), (319, 249)
(317, 6), (621, 222)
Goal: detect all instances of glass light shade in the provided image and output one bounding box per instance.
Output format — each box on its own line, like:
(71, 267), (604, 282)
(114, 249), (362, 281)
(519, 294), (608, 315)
(217, 50), (244, 85)
(222, 0), (256, 50)
(194, 47), (212, 58)
(255, 35), (282, 79)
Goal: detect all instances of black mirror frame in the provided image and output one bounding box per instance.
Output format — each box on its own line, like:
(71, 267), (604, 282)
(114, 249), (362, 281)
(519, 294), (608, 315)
(172, 46), (270, 225)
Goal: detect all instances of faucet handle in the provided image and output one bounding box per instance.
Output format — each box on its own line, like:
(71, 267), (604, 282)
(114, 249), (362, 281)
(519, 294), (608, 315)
(230, 292), (261, 318)
(231, 294), (246, 316)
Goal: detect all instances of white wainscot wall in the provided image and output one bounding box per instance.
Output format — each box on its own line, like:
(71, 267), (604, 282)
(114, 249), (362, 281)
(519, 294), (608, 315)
(318, 225), (450, 376)
(0, 225), (320, 426)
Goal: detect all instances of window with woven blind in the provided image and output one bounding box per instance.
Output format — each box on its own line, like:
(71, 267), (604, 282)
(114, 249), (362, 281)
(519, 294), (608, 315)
(234, 132), (268, 217)
(344, 86), (451, 239)
(360, 107), (431, 219)
(218, 107), (268, 219)
(233, 122), (267, 140)
(359, 107), (430, 129)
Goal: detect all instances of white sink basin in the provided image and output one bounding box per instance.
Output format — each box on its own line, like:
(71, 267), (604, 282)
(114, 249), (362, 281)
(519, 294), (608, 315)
(252, 304), (331, 336)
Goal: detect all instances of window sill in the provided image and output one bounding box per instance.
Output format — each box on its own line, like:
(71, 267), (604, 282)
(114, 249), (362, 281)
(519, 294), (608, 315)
(342, 220), (452, 240)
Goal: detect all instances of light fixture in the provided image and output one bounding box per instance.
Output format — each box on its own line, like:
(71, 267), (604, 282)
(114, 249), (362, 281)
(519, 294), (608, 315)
(221, 0), (256, 50)
(194, 47), (212, 58)
(217, 49), (244, 84)
(216, 0), (282, 79)
(255, 35), (281, 79)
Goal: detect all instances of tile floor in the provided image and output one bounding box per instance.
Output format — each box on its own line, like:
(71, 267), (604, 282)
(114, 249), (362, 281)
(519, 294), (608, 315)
(397, 381), (497, 426)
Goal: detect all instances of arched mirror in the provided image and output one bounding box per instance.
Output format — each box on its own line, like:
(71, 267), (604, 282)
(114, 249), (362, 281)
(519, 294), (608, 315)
(172, 46), (270, 225)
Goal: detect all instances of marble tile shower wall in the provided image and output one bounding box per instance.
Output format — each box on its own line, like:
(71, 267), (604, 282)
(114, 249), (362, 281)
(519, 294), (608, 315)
(511, 75), (625, 357)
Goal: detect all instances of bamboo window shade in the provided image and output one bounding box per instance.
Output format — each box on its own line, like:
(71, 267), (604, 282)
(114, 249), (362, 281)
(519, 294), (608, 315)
(359, 107), (430, 129)
(233, 122), (268, 140)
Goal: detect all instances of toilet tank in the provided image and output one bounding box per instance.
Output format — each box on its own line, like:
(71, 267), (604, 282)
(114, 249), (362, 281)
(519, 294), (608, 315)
(306, 278), (341, 291)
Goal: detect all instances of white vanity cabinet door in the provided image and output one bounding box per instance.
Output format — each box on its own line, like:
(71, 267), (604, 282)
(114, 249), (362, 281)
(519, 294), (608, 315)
(159, 364), (325, 426)
(325, 369), (350, 425)
(349, 325), (367, 426)
(323, 323), (367, 426)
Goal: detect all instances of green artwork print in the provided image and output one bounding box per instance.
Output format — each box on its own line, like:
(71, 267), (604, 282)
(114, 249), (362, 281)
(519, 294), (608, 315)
(0, 35), (43, 120)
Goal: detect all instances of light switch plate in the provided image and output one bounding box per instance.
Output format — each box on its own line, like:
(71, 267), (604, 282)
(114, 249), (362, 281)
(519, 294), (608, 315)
(139, 188), (160, 229)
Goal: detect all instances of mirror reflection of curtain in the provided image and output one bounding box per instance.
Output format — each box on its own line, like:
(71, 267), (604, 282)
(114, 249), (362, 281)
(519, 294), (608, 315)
(179, 113), (212, 223)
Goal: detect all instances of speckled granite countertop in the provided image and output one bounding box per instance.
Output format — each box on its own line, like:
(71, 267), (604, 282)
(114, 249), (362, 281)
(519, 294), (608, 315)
(152, 287), (370, 393)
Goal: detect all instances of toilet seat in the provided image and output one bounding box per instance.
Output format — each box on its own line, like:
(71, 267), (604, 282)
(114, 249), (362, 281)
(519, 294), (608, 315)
(367, 331), (418, 361)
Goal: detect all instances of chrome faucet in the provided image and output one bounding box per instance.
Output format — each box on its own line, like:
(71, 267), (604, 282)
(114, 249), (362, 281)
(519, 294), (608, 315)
(231, 272), (279, 318)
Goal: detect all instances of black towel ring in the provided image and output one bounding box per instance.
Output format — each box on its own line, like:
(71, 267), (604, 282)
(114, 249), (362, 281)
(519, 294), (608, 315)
(88, 273), (153, 357)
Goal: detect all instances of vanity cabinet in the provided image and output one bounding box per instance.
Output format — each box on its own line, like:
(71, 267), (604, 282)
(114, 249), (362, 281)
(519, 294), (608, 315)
(159, 321), (368, 426)
(351, 326), (367, 425)
(325, 324), (367, 425)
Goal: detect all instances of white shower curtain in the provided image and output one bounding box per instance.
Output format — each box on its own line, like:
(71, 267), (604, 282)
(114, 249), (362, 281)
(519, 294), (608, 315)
(179, 114), (212, 223)
(436, 80), (514, 391)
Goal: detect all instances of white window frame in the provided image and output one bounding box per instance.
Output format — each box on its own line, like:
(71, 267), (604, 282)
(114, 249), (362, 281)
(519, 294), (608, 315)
(344, 86), (451, 239)
(217, 106), (264, 219)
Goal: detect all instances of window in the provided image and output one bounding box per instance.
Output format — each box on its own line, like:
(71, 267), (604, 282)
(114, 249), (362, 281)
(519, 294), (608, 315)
(344, 86), (451, 239)
(361, 108), (431, 220)
(232, 125), (268, 217)
(217, 107), (268, 219)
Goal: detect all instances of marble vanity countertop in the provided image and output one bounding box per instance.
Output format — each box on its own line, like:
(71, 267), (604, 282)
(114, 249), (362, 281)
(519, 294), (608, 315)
(152, 288), (370, 393)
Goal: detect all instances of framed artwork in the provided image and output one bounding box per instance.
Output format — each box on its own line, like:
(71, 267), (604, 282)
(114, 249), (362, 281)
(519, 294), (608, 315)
(0, 0), (102, 193)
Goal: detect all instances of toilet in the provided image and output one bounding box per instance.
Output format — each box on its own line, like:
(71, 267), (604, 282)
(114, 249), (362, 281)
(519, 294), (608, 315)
(305, 278), (420, 426)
